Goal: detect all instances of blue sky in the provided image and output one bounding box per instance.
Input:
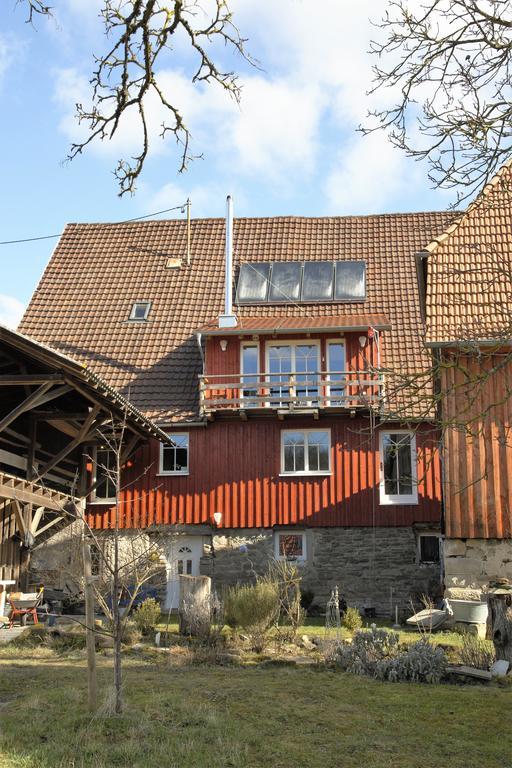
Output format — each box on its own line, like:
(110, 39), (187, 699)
(0, 0), (453, 327)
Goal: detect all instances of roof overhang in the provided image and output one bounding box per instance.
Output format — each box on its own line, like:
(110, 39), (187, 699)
(0, 324), (170, 443)
(196, 314), (391, 337)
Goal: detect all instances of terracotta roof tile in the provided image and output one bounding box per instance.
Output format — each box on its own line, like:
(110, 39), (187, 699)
(19, 212), (455, 422)
(425, 160), (512, 344)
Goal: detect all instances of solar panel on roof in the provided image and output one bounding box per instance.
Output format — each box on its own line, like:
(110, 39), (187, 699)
(268, 262), (302, 303)
(302, 262), (334, 301)
(236, 263), (270, 303)
(334, 262), (366, 301)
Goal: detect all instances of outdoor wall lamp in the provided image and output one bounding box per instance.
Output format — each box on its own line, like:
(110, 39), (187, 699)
(213, 511), (223, 526)
(358, 335), (367, 348)
(219, 339), (228, 352)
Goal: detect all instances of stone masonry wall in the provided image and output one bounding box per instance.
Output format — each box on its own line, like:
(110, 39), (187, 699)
(31, 525), (441, 617)
(205, 527), (441, 617)
(444, 538), (512, 589)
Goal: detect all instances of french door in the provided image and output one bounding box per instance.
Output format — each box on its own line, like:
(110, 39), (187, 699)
(266, 343), (320, 406)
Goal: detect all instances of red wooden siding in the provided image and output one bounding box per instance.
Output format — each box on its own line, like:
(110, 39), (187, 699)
(204, 331), (379, 378)
(442, 353), (512, 539)
(87, 418), (441, 530)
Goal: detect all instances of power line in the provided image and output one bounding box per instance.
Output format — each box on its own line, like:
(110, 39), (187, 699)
(0, 203), (188, 246)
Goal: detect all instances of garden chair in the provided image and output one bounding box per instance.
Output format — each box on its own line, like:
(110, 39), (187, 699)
(8, 592), (43, 628)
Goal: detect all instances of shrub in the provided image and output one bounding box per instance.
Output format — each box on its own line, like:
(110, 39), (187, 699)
(459, 632), (495, 670)
(328, 627), (446, 684)
(300, 589), (315, 611)
(342, 607), (363, 632)
(268, 559), (305, 641)
(224, 578), (279, 652)
(133, 598), (161, 636)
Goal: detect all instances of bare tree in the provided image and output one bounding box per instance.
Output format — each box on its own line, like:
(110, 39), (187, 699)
(364, 0), (512, 202)
(17, 1), (252, 195)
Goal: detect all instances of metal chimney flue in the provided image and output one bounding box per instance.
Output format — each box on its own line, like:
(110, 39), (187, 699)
(218, 195), (238, 328)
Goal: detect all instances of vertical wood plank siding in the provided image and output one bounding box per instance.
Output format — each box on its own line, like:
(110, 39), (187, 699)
(441, 353), (512, 539)
(87, 418), (441, 530)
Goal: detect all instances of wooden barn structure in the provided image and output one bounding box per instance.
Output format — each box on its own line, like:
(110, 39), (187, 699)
(0, 325), (167, 588)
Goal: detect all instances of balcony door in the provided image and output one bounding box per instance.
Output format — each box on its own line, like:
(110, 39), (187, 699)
(266, 342), (320, 407)
(327, 340), (346, 405)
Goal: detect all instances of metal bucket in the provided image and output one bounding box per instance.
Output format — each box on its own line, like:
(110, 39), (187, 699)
(449, 599), (488, 624)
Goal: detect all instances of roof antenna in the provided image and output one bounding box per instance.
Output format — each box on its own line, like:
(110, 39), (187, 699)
(186, 198), (191, 267)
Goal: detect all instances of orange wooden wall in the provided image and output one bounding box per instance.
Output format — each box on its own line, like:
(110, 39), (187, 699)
(86, 417), (441, 530)
(442, 353), (512, 539)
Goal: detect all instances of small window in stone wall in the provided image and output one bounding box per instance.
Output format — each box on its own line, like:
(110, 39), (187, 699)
(419, 534), (441, 563)
(275, 531), (306, 561)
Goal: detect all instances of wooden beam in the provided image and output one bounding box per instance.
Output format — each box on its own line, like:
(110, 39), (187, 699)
(35, 406), (102, 480)
(0, 382), (54, 435)
(0, 374), (64, 386)
(0, 484), (62, 512)
(30, 384), (73, 409)
(30, 506), (45, 535)
(11, 499), (27, 538)
(32, 411), (90, 421)
(33, 515), (64, 538)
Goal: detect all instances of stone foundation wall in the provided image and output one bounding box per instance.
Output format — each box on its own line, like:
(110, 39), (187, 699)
(444, 538), (512, 589)
(204, 527), (441, 617)
(30, 525), (441, 617)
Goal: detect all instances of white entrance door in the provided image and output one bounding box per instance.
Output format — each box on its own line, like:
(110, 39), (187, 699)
(165, 536), (203, 611)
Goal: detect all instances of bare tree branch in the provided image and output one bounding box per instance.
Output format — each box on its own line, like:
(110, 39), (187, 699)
(363, 0), (512, 203)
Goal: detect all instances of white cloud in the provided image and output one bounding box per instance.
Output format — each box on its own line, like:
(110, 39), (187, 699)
(52, 0), (443, 213)
(324, 132), (412, 215)
(0, 34), (22, 87)
(0, 295), (25, 330)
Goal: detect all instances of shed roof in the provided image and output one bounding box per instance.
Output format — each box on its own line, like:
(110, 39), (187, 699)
(19, 212), (456, 422)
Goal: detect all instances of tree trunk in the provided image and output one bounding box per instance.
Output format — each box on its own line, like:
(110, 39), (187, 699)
(487, 592), (512, 664)
(83, 540), (97, 712)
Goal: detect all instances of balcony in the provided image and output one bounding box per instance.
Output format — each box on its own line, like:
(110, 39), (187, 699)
(199, 370), (384, 417)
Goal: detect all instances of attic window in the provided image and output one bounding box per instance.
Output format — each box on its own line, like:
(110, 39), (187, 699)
(129, 302), (151, 321)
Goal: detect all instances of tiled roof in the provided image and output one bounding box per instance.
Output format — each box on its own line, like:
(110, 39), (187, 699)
(425, 160), (512, 344)
(19, 212), (456, 422)
(197, 313), (391, 335)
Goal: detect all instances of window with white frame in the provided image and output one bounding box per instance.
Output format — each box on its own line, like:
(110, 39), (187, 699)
(281, 429), (330, 475)
(129, 301), (151, 321)
(93, 449), (117, 502)
(160, 433), (189, 475)
(379, 431), (418, 504)
(418, 533), (441, 564)
(274, 531), (307, 561)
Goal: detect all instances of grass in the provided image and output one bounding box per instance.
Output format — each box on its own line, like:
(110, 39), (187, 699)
(0, 645), (510, 768)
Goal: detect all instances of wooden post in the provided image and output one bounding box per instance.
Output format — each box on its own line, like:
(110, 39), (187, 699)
(487, 589), (512, 664)
(83, 535), (98, 712)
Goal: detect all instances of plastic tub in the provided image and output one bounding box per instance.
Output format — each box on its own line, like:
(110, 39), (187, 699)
(449, 599), (488, 624)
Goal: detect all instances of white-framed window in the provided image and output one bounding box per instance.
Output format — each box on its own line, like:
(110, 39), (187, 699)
(159, 433), (189, 475)
(326, 338), (346, 405)
(418, 533), (441, 564)
(241, 341), (259, 406)
(274, 530), (307, 561)
(92, 448), (117, 503)
(129, 301), (151, 321)
(281, 428), (331, 475)
(266, 340), (320, 406)
(379, 430), (418, 505)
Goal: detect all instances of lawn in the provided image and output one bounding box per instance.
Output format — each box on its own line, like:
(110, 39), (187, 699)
(0, 646), (510, 768)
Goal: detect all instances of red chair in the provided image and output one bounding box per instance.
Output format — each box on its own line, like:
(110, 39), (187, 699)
(8, 592), (43, 628)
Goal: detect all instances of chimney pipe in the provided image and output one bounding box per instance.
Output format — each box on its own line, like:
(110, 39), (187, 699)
(218, 195), (238, 328)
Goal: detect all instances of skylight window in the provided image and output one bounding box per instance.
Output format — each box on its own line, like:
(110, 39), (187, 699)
(236, 261), (366, 305)
(129, 301), (151, 321)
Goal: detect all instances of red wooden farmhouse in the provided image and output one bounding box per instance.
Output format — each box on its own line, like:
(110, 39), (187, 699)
(18, 202), (457, 614)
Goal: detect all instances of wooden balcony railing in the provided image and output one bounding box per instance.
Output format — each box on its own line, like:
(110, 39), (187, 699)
(199, 371), (384, 415)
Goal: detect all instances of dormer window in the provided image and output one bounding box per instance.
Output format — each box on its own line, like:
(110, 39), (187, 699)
(129, 301), (151, 321)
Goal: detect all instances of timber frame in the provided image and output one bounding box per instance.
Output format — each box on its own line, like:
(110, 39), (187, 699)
(0, 325), (169, 587)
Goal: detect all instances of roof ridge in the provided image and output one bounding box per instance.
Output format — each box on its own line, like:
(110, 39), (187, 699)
(424, 156), (512, 254)
(62, 210), (455, 228)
